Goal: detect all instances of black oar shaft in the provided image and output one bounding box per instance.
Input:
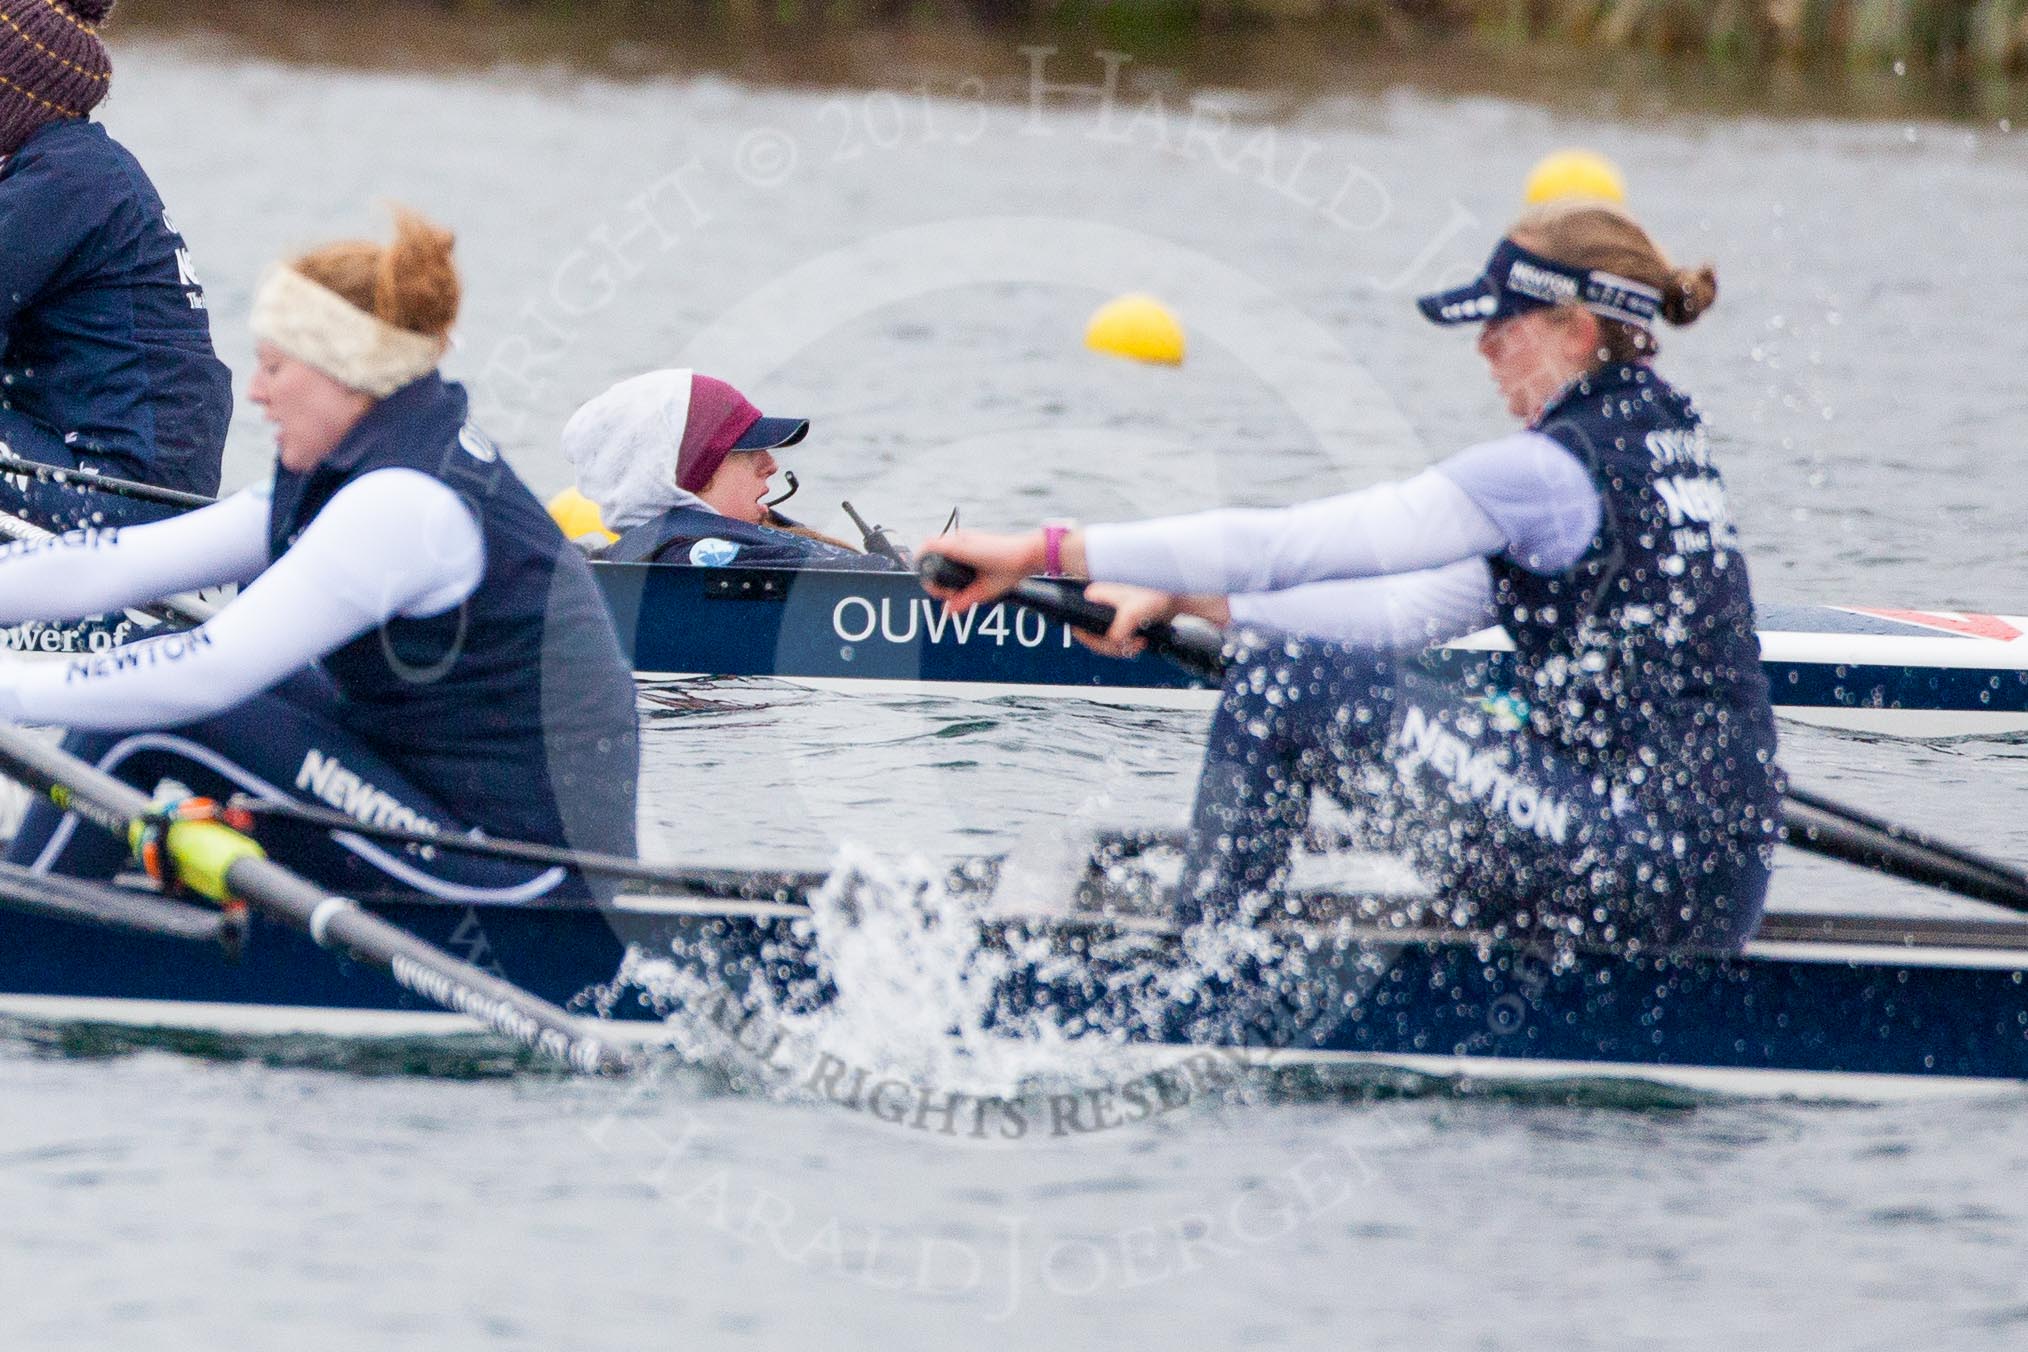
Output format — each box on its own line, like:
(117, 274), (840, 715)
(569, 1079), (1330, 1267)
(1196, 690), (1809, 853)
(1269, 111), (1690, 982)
(1779, 796), (2028, 912)
(0, 725), (630, 1074)
(226, 795), (820, 900)
(220, 853), (626, 1073)
(1784, 784), (2025, 893)
(0, 453), (216, 512)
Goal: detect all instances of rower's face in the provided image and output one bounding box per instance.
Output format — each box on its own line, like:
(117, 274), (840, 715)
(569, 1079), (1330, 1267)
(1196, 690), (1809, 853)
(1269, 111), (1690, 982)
(249, 343), (376, 473)
(697, 449), (780, 525)
(1476, 307), (1595, 422)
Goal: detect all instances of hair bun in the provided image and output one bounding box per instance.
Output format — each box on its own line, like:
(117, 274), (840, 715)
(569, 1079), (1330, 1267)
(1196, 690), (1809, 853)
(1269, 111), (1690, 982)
(1662, 264), (1717, 326)
(59, 0), (116, 23)
(371, 204), (460, 341)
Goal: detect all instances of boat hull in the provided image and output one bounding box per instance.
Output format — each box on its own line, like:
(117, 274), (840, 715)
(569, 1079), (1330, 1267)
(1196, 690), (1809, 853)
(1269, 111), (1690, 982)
(4, 892), (2026, 1097)
(593, 563), (2028, 736)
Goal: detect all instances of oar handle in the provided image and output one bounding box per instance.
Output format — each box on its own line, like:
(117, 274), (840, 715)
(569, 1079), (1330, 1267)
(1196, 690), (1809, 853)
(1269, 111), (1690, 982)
(918, 553), (1227, 681)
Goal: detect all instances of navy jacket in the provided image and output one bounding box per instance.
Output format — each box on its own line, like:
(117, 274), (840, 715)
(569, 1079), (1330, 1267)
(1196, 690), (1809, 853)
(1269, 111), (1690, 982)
(602, 506), (904, 571)
(0, 119), (230, 494)
(269, 375), (639, 857)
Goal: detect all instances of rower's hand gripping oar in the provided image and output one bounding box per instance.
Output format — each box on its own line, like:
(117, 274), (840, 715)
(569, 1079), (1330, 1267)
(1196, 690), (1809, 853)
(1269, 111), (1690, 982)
(0, 724), (631, 1074)
(919, 553), (1226, 681)
(918, 554), (2028, 919)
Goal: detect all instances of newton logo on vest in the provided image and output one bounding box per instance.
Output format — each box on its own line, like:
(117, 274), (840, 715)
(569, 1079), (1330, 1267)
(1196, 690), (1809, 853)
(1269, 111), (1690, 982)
(1654, 474), (1731, 527)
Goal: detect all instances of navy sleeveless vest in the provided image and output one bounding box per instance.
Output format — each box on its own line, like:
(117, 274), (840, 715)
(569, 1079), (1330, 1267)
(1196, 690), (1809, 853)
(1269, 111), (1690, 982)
(267, 376), (639, 856)
(603, 506), (899, 571)
(1488, 365), (1779, 829)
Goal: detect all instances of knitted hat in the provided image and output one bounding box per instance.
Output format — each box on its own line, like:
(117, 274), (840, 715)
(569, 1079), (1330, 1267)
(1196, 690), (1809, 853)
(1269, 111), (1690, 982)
(0, 1), (113, 158)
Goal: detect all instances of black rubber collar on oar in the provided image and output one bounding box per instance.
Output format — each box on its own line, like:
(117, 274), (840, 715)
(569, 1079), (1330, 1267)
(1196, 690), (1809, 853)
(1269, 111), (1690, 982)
(918, 553), (1226, 680)
(917, 554), (2028, 921)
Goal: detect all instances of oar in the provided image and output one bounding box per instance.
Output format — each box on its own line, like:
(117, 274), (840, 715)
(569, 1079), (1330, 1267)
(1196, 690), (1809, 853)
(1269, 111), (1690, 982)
(917, 553), (2028, 918)
(220, 793), (823, 900)
(0, 451), (216, 512)
(0, 724), (632, 1073)
(0, 507), (215, 628)
(1779, 788), (2028, 911)
(0, 859), (238, 946)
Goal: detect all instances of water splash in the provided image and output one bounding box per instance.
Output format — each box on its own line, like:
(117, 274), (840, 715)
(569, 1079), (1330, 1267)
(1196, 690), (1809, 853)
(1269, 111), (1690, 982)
(619, 844), (1221, 1107)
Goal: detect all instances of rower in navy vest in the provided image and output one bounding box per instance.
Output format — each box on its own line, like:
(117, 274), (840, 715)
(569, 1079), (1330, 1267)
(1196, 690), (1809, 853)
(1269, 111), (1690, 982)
(0, 0), (230, 527)
(927, 200), (1782, 952)
(563, 369), (904, 572)
(0, 206), (640, 902)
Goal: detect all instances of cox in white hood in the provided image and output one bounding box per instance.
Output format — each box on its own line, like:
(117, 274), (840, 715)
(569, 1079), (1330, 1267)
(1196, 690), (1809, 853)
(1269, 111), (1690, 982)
(561, 369), (808, 532)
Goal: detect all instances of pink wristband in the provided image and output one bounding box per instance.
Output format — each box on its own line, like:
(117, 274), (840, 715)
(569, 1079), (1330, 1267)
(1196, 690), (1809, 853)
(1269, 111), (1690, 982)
(1042, 523), (1070, 578)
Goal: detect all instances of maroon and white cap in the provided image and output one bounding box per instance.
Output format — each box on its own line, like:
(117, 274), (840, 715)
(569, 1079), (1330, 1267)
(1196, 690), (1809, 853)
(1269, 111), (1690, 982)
(674, 374), (809, 493)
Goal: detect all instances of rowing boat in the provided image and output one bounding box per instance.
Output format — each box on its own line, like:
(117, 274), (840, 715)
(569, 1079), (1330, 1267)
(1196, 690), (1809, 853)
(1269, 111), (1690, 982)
(599, 564), (2028, 737)
(3, 860), (2025, 1098)
(4, 564), (2027, 1098)
(9, 565), (2024, 737)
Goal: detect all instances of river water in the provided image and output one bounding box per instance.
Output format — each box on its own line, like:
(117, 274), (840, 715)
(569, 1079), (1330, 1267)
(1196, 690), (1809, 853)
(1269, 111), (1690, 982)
(1, 17), (2026, 1349)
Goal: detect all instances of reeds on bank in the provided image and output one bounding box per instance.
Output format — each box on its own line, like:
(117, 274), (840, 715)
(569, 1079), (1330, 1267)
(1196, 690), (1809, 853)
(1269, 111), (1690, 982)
(132, 0), (2028, 76)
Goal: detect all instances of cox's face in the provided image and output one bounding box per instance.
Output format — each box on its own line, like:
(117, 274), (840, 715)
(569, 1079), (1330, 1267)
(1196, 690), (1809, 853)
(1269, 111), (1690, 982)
(249, 342), (375, 473)
(700, 449), (780, 524)
(1475, 307), (1591, 423)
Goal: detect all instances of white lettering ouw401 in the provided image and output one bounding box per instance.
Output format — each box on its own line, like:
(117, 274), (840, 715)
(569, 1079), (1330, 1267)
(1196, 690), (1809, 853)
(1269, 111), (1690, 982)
(831, 595), (1070, 648)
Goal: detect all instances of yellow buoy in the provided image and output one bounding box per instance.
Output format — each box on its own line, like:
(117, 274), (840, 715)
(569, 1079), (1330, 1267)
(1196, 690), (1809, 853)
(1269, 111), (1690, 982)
(547, 486), (618, 547)
(1084, 294), (1186, 367)
(1523, 148), (1628, 206)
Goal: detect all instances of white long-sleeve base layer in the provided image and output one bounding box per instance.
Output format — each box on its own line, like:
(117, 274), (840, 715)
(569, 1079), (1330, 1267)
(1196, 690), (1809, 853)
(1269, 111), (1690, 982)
(1081, 431), (1604, 651)
(0, 469), (484, 729)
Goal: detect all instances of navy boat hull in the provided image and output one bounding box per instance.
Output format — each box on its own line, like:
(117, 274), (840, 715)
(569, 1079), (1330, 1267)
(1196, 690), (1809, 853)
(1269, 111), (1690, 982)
(3, 889), (2025, 1096)
(592, 563), (2028, 736)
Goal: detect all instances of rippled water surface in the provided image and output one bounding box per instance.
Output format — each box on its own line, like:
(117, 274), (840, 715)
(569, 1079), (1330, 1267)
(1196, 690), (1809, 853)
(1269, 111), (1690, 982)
(4, 21), (2027, 1349)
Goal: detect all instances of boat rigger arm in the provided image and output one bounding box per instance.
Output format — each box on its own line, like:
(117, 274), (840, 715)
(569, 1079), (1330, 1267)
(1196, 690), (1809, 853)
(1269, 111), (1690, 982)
(0, 469), (482, 730)
(1082, 431), (1602, 595)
